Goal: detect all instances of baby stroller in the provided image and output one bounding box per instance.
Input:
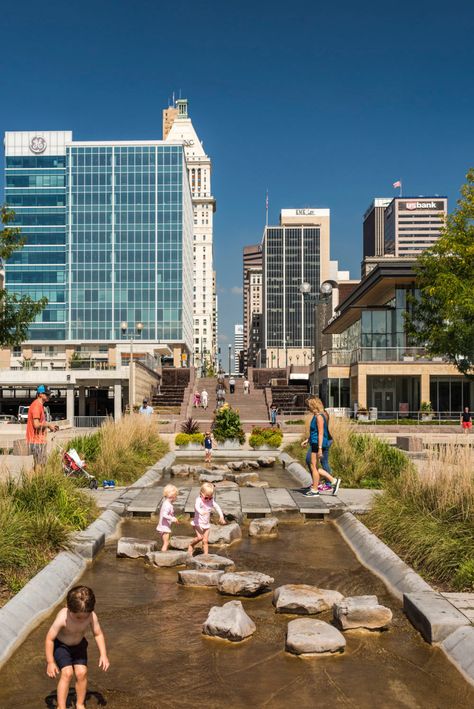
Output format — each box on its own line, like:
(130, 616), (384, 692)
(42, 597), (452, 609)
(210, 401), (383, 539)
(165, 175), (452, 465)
(62, 448), (98, 489)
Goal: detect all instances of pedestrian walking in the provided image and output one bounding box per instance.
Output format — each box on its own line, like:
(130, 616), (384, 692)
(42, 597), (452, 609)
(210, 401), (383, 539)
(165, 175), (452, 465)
(461, 406), (472, 433)
(229, 376), (236, 394)
(301, 397), (341, 497)
(243, 378), (250, 394)
(138, 399), (153, 415)
(26, 385), (58, 471)
(193, 391), (201, 408)
(270, 403), (278, 426)
(201, 389), (208, 409)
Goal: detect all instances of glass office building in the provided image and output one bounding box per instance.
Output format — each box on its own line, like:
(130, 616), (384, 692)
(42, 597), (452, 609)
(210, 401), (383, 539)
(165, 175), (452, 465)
(3, 132), (193, 350)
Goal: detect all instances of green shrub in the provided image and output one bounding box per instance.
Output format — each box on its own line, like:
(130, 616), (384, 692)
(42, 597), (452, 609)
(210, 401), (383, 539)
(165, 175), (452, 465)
(212, 405), (245, 444)
(454, 560), (474, 591)
(67, 431), (102, 463)
(249, 426), (283, 448)
(175, 432), (205, 446)
(284, 419), (305, 425)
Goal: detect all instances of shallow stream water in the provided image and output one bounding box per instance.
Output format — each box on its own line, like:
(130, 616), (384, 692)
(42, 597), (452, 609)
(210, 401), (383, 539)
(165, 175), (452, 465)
(0, 519), (472, 708)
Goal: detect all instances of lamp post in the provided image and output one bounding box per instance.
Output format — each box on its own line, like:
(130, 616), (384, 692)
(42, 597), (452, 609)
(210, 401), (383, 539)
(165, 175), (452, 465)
(228, 343), (232, 376)
(299, 281), (333, 397)
(121, 320), (143, 412)
(285, 335), (290, 370)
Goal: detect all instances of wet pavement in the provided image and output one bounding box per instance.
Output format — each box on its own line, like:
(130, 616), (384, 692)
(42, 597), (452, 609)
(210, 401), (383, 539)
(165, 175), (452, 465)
(0, 519), (473, 709)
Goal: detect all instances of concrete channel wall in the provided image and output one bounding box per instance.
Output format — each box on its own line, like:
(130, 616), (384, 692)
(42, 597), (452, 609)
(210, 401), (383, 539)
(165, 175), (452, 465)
(0, 451), (176, 669)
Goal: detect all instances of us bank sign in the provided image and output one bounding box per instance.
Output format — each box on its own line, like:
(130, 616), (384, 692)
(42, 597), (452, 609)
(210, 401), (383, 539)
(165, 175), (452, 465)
(399, 200), (444, 211)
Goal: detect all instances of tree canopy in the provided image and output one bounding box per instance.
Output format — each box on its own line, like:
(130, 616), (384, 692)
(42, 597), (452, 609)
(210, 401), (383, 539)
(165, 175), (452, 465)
(406, 169), (474, 376)
(0, 206), (47, 347)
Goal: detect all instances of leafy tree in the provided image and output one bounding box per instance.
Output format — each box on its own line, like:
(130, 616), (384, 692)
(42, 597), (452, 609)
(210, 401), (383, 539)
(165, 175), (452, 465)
(0, 206), (47, 347)
(406, 169), (474, 376)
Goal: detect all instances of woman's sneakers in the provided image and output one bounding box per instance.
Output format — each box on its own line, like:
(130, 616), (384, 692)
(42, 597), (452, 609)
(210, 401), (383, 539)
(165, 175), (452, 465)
(318, 481), (333, 492)
(304, 488), (320, 497)
(332, 478), (342, 496)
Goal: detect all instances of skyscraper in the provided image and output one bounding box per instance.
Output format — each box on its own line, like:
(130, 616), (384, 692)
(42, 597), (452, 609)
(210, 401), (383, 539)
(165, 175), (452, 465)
(234, 324), (244, 374)
(3, 130), (193, 360)
(164, 99), (216, 371)
(243, 244), (262, 367)
(384, 197), (447, 256)
(262, 209), (331, 367)
(363, 198), (391, 258)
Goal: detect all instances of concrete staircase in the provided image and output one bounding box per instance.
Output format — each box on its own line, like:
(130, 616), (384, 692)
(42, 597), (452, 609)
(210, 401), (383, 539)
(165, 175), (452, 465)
(188, 377), (270, 427)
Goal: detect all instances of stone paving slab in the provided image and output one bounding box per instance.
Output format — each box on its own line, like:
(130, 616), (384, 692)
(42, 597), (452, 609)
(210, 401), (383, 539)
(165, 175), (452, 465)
(288, 489), (332, 514)
(184, 487), (201, 514)
(264, 488), (297, 512)
(336, 488), (381, 513)
(127, 487), (164, 515)
(240, 487), (271, 514)
(442, 594), (474, 624)
(174, 486), (191, 512)
(215, 487), (241, 514)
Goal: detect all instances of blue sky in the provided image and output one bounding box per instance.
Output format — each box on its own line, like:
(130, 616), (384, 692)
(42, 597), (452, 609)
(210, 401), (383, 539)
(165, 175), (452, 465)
(1, 0), (473, 351)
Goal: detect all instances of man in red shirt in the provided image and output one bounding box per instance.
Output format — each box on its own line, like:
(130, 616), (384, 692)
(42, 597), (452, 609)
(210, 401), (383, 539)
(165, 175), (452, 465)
(26, 385), (58, 470)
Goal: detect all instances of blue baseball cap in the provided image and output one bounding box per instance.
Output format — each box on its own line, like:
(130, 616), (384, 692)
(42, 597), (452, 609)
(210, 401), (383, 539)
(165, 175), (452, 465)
(37, 385), (52, 396)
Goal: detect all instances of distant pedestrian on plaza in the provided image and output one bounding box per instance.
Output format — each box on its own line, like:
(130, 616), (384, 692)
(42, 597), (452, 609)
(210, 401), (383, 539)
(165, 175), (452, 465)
(203, 430), (214, 463)
(138, 399), (153, 415)
(193, 391), (201, 408)
(229, 376), (236, 394)
(156, 484), (178, 551)
(243, 378), (250, 395)
(270, 403), (279, 426)
(26, 385), (58, 472)
(301, 396), (341, 497)
(201, 389), (208, 409)
(45, 585), (109, 709)
(217, 371), (225, 387)
(216, 387), (226, 409)
(461, 406), (472, 433)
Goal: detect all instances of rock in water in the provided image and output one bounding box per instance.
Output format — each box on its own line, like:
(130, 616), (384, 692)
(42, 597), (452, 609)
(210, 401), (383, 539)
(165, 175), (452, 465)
(178, 569), (225, 587)
(214, 480), (239, 490)
(146, 550), (189, 567)
(247, 460), (260, 469)
(169, 535), (195, 551)
(199, 473), (224, 483)
(170, 465), (191, 478)
(202, 600), (256, 641)
(273, 584), (344, 614)
(226, 461), (246, 471)
(245, 480), (269, 488)
(286, 618), (346, 655)
(333, 595), (392, 630)
(218, 571), (274, 597)
(186, 553), (236, 571)
(117, 537), (158, 558)
(257, 457), (275, 467)
(208, 522), (242, 546)
(233, 472), (260, 486)
(248, 518), (279, 537)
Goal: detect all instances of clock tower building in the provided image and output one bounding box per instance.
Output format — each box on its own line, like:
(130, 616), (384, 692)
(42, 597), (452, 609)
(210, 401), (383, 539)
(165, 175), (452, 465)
(164, 98), (217, 372)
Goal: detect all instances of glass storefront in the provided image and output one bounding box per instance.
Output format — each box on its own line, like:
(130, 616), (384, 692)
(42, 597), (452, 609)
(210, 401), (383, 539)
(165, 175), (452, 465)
(430, 377), (473, 413)
(320, 378), (350, 408)
(367, 375), (420, 416)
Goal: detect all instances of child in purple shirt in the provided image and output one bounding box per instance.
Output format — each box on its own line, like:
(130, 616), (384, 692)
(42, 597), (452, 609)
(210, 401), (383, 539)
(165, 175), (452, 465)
(187, 482), (226, 555)
(156, 484), (178, 551)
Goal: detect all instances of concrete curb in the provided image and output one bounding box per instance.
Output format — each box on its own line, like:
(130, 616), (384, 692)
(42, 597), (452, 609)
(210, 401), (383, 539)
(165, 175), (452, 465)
(277, 452), (312, 488)
(0, 452), (173, 670)
(333, 512), (474, 686)
(333, 512), (432, 602)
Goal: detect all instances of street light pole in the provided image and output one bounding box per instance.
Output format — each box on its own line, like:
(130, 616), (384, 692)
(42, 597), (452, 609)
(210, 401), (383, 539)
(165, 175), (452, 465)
(299, 281), (333, 397)
(228, 344), (232, 376)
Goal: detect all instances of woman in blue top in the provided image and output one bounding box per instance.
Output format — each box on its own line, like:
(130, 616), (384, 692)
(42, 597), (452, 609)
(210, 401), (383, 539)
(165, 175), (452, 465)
(301, 397), (342, 497)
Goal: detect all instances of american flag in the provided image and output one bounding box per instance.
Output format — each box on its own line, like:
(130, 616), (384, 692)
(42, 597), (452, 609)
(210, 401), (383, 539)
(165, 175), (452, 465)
(393, 180), (402, 188)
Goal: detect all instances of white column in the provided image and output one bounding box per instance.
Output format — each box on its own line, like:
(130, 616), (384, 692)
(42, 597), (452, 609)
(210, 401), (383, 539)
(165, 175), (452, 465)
(114, 383), (122, 421)
(66, 386), (75, 424)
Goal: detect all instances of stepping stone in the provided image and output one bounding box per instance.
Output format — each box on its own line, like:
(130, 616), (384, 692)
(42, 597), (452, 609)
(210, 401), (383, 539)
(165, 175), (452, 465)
(208, 521), (242, 546)
(170, 465), (192, 478)
(214, 480), (239, 489)
(248, 517), (279, 537)
(265, 488), (297, 512)
(117, 537), (158, 558)
(247, 460), (260, 469)
(146, 550), (189, 567)
(273, 584), (344, 614)
(127, 487), (164, 515)
(202, 600), (256, 641)
(257, 457), (275, 467)
(232, 472), (260, 486)
(170, 535), (195, 551)
(240, 487), (271, 515)
(187, 553), (236, 571)
(218, 571), (274, 597)
(227, 461), (246, 471)
(333, 595), (392, 630)
(286, 618), (346, 656)
(178, 569), (225, 587)
(245, 480), (269, 488)
(199, 473), (224, 483)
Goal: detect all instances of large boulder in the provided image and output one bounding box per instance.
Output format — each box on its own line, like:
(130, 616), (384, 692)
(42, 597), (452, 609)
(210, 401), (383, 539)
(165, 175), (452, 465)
(146, 550), (189, 567)
(218, 571), (274, 597)
(247, 460), (260, 469)
(248, 518), (279, 538)
(170, 535), (195, 551)
(226, 461), (247, 471)
(187, 553), (236, 572)
(257, 457), (275, 467)
(333, 595), (392, 630)
(178, 569), (225, 587)
(286, 618), (346, 656)
(208, 522), (242, 546)
(117, 537), (158, 559)
(233, 472), (260, 486)
(199, 473), (225, 483)
(273, 584), (344, 614)
(170, 465), (191, 478)
(202, 600), (256, 641)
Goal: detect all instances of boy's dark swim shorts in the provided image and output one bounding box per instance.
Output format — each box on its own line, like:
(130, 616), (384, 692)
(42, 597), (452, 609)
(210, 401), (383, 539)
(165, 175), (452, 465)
(53, 638), (88, 669)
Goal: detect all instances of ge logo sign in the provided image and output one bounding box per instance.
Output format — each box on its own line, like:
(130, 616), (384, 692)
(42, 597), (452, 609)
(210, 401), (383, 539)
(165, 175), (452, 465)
(30, 136), (47, 154)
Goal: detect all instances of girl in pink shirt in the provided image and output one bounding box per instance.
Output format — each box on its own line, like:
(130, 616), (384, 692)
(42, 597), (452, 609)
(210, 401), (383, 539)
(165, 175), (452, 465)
(156, 484), (178, 551)
(187, 482), (226, 556)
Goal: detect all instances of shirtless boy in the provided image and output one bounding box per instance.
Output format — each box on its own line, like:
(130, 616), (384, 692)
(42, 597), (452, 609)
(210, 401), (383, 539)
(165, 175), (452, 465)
(45, 585), (109, 709)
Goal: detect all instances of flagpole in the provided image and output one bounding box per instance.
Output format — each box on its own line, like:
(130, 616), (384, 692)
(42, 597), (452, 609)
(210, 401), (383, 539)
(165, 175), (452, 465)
(265, 189), (269, 227)
(400, 182), (402, 198)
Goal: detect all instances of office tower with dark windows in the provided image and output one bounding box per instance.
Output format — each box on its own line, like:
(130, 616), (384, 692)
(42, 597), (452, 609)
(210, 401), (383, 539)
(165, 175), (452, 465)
(262, 209), (331, 368)
(384, 197), (447, 256)
(363, 198), (391, 258)
(3, 131), (193, 361)
(243, 244), (262, 368)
